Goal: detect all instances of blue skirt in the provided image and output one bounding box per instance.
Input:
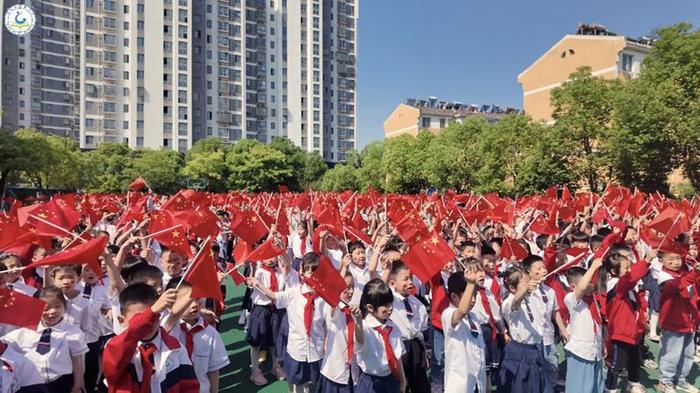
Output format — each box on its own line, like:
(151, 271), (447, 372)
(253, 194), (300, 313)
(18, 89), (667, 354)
(272, 308), (289, 360)
(355, 372), (399, 393)
(498, 341), (545, 393)
(246, 304), (274, 348)
(317, 374), (354, 393)
(284, 352), (321, 385)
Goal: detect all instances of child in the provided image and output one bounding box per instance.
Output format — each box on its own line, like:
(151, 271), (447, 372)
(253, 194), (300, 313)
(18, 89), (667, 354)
(442, 267), (487, 393)
(355, 278), (406, 393)
(387, 261), (429, 392)
(167, 284), (230, 393)
(655, 249), (700, 393)
(0, 255), (37, 296)
(79, 264), (112, 393)
(603, 250), (649, 393)
(102, 283), (199, 392)
(522, 255), (567, 393)
(0, 338), (47, 393)
(49, 265), (90, 331)
(289, 222), (312, 271)
(248, 253), (327, 393)
(3, 286), (88, 393)
(563, 261), (605, 393)
(160, 248), (186, 288)
(482, 249), (504, 305)
(344, 241), (370, 305)
(318, 272), (361, 393)
(428, 260), (455, 392)
(499, 266), (545, 393)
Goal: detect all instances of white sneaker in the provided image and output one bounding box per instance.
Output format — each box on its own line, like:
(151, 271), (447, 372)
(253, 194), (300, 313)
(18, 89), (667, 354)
(604, 389), (619, 393)
(648, 333), (661, 342)
(628, 382), (646, 393)
(676, 382), (700, 393)
(643, 358), (658, 369)
(656, 383), (677, 393)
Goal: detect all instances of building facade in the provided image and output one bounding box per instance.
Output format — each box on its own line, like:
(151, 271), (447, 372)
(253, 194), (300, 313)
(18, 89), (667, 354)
(0, 0), (357, 162)
(518, 24), (651, 123)
(384, 97), (517, 138)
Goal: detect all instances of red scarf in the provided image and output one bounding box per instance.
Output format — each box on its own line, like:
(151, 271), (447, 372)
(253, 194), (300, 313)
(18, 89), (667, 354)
(582, 294), (602, 333)
(374, 325), (399, 378)
(303, 292), (318, 337)
(261, 265), (278, 293)
(478, 288), (498, 340)
(138, 343), (157, 393)
(181, 322), (206, 358)
(488, 273), (502, 305)
(341, 306), (355, 365)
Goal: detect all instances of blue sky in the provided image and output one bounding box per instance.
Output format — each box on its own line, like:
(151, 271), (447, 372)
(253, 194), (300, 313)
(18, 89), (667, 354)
(356, 0), (700, 148)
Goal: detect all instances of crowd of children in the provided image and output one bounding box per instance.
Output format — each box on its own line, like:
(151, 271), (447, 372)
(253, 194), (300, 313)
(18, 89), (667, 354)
(0, 189), (699, 393)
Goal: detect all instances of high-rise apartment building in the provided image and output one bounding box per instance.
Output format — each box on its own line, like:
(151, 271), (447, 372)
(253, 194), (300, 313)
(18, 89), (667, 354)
(0, 0), (357, 162)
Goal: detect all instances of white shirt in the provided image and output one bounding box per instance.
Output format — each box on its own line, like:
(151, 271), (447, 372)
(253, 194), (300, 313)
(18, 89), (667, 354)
(64, 292), (90, 333)
(348, 263), (371, 305)
(108, 291), (124, 335)
(326, 248), (344, 270)
(472, 288), (503, 325)
(169, 318), (230, 393)
(530, 283), (558, 346)
(501, 294), (543, 345)
(441, 305), (486, 393)
(288, 233), (311, 259)
(564, 292), (604, 361)
(3, 319), (88, 383)
(1, 344), (45, 393)
(76, 282), (111, 343)
(6, 281), (36, 297)
(275, 285), (327, 362)
(320, 305), (354, 384)
(355, 314), (404, 377)
(251, 264), (286, 306)
(390, 291), (428, 340)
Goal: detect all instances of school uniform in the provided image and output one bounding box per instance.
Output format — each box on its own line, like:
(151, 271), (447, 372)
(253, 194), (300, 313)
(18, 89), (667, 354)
(472, 287), (504, 381)
(272, 270), (300, 362)
(563, 292), (604, 393)
(355, 314), (404, 393)
(288, 233), (311, 271)
(326, 249), (345, 271)
(3, 319), (89, 392)
(347, 263), (370, 306)
(389, 290), (429, 393)
(77, 281), (111, 392)
(604, 260), (649, 390)
(656, 267), (699, 387)
(428, 273), (451, 386)
(102, 308), (199, 393)
(274, 285), (326, 387)
(530, 283), (558, 393)
(63, 291), (91, 332)
(498, 294), (545, 393)
(440, 304), (486, 393)
(0, 342), (47, 393)
(169, 317), (230, 393)
(246, 264), (285, 349)
(319, 305), (356, 393)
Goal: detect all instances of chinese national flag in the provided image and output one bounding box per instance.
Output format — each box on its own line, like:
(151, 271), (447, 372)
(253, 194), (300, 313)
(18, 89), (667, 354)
(647, 207), (691, 241)
(0, 288), (46, 330)
(500, 237), (530, 260)
(403, 233), (456, 283)
(529, 215), (560, 236)
(226, 263), (247, 286)
(233, 240), (253, 264)
(305, 256), (347, 308)
(0, 205), (20, 250)
(246, 237), (285, 262)
(148, 210), (192, 257)
(26, 199), (81, 238)
(161, 190), (195, 212)
(545, 186), (558, 199)
(26, 236), (107, 275)
(392, 212), (431, 246)
(229, 209), (268, 246)
(184, 238), (223, 301)
(278, 185), (290, 193)
(128, 177), (148, 191)
(561, 186), (573, 202)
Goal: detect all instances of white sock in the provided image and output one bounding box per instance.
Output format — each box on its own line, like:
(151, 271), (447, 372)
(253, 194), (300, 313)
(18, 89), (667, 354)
(250, 347), (260, 372)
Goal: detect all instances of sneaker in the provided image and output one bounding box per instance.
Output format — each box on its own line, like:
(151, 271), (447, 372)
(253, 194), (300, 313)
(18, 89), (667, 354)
(250, 369), (268, 386)
(604, 389), (619, 393)
(272, 364), (286, 381)
(258, 349), (267, 363)
(628, 382), (646, 393)
(656, 383), (677, 393)
(676, 382), (700, 393)
(648, 333), (661, 342)
(643, 358), (658, 369)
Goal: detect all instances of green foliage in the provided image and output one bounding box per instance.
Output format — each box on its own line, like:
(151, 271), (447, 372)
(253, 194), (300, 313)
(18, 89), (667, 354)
(83, 143), (136, 193)
(181, 138), (228, 192)
(320, 164), (358, 192)
(225, 140), (294, 192)
(128, 149), (184, 194)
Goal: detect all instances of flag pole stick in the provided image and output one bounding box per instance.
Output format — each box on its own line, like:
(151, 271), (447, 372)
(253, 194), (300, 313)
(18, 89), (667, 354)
(28, 215), (82, 241)
(175, 236), (211, 291)
(63, 228), (90, 248)
(140, 224), (183, 240)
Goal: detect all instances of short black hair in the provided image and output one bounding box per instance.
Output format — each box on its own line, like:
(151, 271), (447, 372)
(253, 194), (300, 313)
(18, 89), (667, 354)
(566, 266), (586, 284)
(119, 283), (159, 314)
(301, 253), (321, 274)
(447, 272), (467, 297)
(480, 245), (496, 257)
(359, 278), (394, 317)
(604, 251), (629, 277)
(504, 266), (526, 290)
(50, 264), (82, 277)
(462, 240), (476, 248)
(35, 285), (67, 307)
(389, 260), (410, 281)
(522, 255), (544, 271)
(590, 234), (605, 245)
(571, 231), (590, 243)
(126, 263), (164, 285)
(535, 235), (549, 251)
(347, 241), (365, 254)
(597, 228), (612, 237)
(489, 237), (503, 247)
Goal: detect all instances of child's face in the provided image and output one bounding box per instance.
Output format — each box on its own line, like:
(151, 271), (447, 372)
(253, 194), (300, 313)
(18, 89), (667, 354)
(52, 269), (79, 293)
(390, 268), (414, 296)
(81, 265), (99, 284)
(41, 295), (65, 327)
(262, 257), (277, 268)
(461, 246), (476, 258)
(182, 299), (202, 322)
(482, 256), (496, 274)
(573, 240), (589, 249)
(490, 242), (501, 255)
(617, 258), (632, 276)
(368, 302), (393, 322)
(32, 248), (47, 262)
(660, 253), (683, 272)
(624, 229), (638, 245)
(297, 225), (307, 238)
(590, 241), (602, 252)
(341, 275), (354, 303)
(120, 303), (160, 339)
(351, 247), (366, 266)
(1, 258), (22, 283)
(162, 252), (184, 277)
(474, 268), (486, 287)
(509, 272), (531, 294)
(527, 260), (547, 282)
(441, 260), (454, 274)
(325, 235), (339, 250)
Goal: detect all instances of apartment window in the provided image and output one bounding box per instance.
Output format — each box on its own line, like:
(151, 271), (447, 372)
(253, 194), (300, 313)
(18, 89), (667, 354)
(137, 4), (144, 14)
(85, 135), (94, 144)
(137, 37), (144, 47)
(104, 17), (116, 28)
(123, 121), (129, 129)
(123, 54), (129, 63)
(104, 120), (116, 130)
(137, 120), (144, 129)
(104, 51), (116, 62)
(85, 119), (95, 128)
(137, 104), (144, 112)
(103, 69), (116, 79)
(137, 137), (144, 147)
(123, 88), (130, 96)
(104, 102), (116, 112)
(422, 117), (431, 128)
(123, 104), (129, 112)
(104, 1), (116, 11)
(123, 38), (129, 46)
(137, 71), (144, 80)
(104, 34), (117, 45)
(123, 71), (129, 79)
(621, 53), (633, 72)
(440, 118), (446, 128)
(123, 21), (129, 30)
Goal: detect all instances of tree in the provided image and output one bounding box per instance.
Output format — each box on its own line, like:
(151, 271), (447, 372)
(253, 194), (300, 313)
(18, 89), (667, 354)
(226, 140), (294, 192)
(320, 164), (358, 191)
(515, 126), (577, 194)
(382, 132), (433, 193)
(83, 143), (136, 193)
(0, 130), (31, 198)
(550, 66), (619, 192)
(128, 149), (184, 194)
(355, 141), (386, 192)
(301, 152), (328, 190)
(182, 138), (228, 192)
(14, 129), (55, 193)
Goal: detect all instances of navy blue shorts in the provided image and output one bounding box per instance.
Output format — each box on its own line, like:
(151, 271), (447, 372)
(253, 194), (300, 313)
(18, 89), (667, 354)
(498, 341), (545, 393)
(284, 352), (321, 385)
(317, 374), (353, 393)
(355, 372), (399, 393)
(272, 308), (289, 360)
